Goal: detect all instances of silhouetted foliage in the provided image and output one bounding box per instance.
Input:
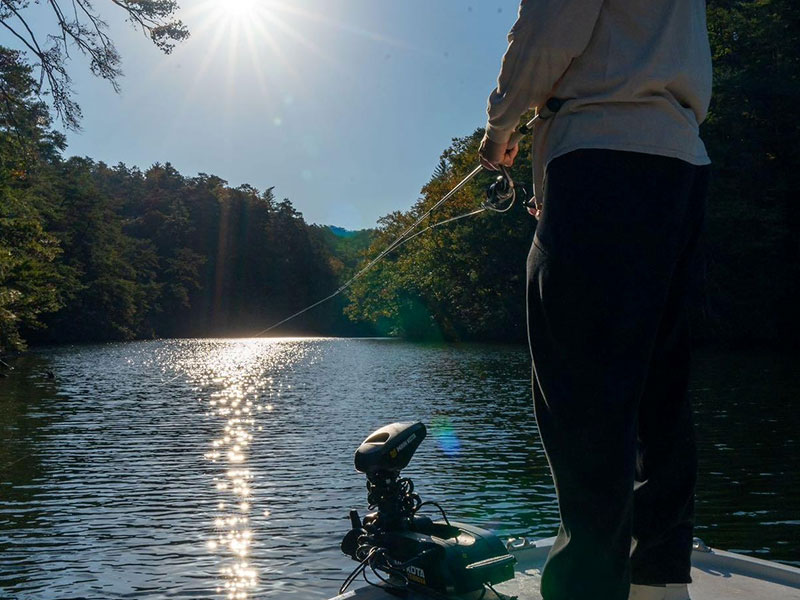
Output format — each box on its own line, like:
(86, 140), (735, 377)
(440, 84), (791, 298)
(0, 48), (64, 351)
(0, 0), (188, 128)
(701, 0), (800, 345)
(0, 46), (372, 351)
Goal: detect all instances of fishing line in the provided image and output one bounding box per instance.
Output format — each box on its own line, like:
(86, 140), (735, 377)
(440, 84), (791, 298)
(252, 204), (488, 337)
(250, 104), (562, 336)
(0, 452), (33, 472)
(251, 164), (488, 336)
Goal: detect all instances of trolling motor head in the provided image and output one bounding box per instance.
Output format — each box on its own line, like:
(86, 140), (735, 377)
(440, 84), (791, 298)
(340, 422), (516, 597)
(353, 422), (427, 533)
(354, 421), (426, 482)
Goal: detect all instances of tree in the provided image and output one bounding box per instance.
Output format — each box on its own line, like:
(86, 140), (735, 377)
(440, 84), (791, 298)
(0, 47), (64, 352)
(345, 128), (537, 341)
(41, 156), (149, 341)
(0, 0), (188, 128)
(702, 0), (800, 346)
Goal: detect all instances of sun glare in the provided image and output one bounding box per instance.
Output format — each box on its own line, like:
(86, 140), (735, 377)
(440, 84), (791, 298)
(223, 0), (260, 21)
(197, 0), (272, 31)
(159, 0), (403, 140)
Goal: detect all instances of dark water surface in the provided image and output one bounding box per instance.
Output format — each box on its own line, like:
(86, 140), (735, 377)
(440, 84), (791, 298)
(0, 339), (798, 599)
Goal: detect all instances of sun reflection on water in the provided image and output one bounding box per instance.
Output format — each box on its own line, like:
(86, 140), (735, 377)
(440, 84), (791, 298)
(188, 338), (313, 599)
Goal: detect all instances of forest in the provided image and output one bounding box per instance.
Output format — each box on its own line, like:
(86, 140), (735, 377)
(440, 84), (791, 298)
(1, 0), (798, 352)
(0, 46), (374, 350)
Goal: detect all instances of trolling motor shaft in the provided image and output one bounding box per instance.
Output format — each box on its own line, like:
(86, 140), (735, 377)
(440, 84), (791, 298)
(340, 422), (516, 597)
(354, 422), (426, 532)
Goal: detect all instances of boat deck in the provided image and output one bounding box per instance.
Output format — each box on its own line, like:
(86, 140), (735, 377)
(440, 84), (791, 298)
(331, 538), (800, 600)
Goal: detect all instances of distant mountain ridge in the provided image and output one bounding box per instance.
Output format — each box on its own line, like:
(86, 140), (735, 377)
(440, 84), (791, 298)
(324, 225), (368, 238)
(315, 226), (374, 267)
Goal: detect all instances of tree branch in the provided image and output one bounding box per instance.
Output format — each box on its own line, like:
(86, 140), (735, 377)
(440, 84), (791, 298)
(0, 0), (187, 128)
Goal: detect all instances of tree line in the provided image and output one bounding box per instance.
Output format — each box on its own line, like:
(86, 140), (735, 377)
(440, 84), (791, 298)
(2, 0), (798, 351)
(0, 46), (372, 352)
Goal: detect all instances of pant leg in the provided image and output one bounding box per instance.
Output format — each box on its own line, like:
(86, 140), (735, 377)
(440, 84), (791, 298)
(526, 150), (707, 600)
(631, 168), (708, 584)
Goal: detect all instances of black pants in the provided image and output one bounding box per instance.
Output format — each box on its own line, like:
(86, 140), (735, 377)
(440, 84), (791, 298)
(527, 150), (709, 600)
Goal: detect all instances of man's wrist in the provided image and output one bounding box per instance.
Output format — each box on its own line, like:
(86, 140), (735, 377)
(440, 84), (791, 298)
(484, 123), (515, 147)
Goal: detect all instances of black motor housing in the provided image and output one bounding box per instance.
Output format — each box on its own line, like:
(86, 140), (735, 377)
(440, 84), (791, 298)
(379, 518), (515, 595)
(354, 421), (426, 479)
(342, 422), (516, 597)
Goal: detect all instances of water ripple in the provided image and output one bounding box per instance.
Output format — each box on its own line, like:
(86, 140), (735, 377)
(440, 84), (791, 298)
(1, 341), (798, 597)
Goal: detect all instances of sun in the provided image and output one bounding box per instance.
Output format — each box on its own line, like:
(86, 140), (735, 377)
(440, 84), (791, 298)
(211, 0), (262, 24)
(223, 0), (260, 21)
(168, 0), (361, 123)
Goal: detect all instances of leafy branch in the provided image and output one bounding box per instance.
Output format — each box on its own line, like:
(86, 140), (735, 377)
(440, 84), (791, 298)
(0, 0), (188, 129)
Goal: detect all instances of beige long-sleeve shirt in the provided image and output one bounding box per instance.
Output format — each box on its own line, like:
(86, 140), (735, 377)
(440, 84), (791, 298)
(486, 0), (712, 200)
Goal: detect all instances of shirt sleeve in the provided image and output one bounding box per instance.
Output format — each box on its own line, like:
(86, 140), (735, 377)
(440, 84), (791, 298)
(485, 0), (605, 145)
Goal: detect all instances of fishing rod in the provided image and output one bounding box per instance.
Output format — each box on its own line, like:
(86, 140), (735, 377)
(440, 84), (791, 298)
(255, 99), (565, 337)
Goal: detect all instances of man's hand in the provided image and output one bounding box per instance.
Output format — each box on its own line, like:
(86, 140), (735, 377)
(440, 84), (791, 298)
(479, 133), (519, 171)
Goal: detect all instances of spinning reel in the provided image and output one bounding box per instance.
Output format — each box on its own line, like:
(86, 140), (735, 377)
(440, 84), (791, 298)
(483, 166), (540, 218)
(340, 422), (516, 598)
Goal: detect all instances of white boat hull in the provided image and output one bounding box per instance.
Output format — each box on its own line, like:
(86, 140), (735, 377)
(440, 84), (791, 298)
(329, 537), (800, 600)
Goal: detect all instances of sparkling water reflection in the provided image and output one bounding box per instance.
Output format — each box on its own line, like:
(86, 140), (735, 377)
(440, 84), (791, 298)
(0, 339), (798, 599)
(176, 338), (318, 599)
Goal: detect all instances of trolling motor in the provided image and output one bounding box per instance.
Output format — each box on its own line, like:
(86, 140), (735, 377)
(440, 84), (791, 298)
(340, 422), (516, 597)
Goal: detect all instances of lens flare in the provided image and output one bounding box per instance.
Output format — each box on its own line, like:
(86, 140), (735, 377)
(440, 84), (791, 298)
(431, 417), (461, 456)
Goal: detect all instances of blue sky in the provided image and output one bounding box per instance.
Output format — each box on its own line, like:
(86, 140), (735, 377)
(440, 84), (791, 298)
(9, 1), (520, 230)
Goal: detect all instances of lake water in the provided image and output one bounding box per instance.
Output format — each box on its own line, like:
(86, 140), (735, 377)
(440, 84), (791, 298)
(1, 339), (798, 599)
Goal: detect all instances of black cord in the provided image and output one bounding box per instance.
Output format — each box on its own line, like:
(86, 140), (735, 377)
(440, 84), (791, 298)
(362, 564), (385, 590)
(362, 561), (386, 590)
(339, 563), (368, 594)
(399, 477), (414, 494)
(339, 546), (378, 595)
(339, 561), (368, 595)
(413, 500), (451, 525)
(343, 545), (416, 594)
(368, 551), (409, 590)
(485, 581), (517, 600)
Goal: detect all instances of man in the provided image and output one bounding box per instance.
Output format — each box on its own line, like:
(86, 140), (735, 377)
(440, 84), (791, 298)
(478, 2), (712, 600)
